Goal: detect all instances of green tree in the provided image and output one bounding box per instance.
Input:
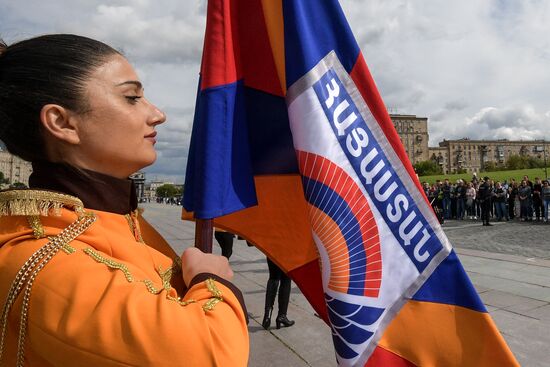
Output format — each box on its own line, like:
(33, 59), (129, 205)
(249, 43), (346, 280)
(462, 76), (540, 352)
(414, 160), (442, 176)
(156, 184), (178, 198)
(506, 155), (545, 170)
(505, 155), (525, 170)
(483, 161), (497, 172)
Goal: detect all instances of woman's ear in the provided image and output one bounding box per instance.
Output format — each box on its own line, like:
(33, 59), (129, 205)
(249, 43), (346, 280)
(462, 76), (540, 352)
(39, 104), (81, 144)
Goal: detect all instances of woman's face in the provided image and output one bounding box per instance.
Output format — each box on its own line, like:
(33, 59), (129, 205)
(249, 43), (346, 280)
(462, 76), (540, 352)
(71, 54), (166, 178)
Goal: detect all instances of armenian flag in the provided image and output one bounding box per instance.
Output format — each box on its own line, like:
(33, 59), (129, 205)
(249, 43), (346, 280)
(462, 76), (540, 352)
(183, 0), (519, 365)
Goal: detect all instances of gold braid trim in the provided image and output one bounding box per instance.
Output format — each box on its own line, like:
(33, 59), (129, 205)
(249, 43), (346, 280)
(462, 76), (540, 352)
(202, 278), (224, 312)
(0, 212), (96, 367)
(82, 248), (196, 307)
(0, 190), (84, 217)
(202, 298), (222, 311)
(124, 210), (145, 244)
(205, 278), (223, 299)
(157, 266), (174, 291)
(27, 216), (45, 239)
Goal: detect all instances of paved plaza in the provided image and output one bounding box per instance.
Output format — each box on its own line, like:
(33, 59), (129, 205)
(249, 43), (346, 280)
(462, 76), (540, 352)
(142, 203), (550, 367)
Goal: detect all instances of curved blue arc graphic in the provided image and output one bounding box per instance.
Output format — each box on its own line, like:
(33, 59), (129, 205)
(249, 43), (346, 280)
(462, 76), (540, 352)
(326, 294), (385, 361)
(303, 176), (367, 295)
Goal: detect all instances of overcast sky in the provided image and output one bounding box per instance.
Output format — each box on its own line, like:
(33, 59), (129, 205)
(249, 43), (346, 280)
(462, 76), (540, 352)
(2, 0), (549, 183)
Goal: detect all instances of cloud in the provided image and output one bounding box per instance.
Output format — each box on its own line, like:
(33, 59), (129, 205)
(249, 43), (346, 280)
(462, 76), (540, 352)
(341, 0), (550, 146)
(65, 1), (206, 64)
(2, 0), (550, 183)
(429, 105), (550, 143)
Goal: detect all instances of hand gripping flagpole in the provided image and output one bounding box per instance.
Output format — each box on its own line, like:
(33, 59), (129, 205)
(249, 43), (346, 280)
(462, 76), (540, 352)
(194, 219), (213, 253)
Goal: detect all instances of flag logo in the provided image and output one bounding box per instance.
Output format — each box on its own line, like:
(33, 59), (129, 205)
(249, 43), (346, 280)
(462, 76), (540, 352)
(289, 51), (447, 365)
(298, 150), (382, 298)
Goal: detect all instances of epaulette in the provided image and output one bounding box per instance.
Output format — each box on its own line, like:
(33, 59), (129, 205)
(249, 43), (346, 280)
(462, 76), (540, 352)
(0, 189), (85, 217)
(0, 189), (96, 366)
(0, 189), (86, 239)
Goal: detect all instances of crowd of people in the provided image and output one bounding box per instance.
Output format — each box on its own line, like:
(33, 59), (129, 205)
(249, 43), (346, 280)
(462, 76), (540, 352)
(423, 174), (550, 225)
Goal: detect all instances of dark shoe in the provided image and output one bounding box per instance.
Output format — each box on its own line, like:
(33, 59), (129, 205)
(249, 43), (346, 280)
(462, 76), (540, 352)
(262, 307), (273, 330)
(486, 223), (493, 226)
(275, 314), (295, 329)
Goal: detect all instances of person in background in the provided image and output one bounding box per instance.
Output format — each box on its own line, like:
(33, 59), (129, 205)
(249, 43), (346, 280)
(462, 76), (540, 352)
(478, 176), (493, 226)
(523, 175), (534, 219)
(508, 179), (518, 220)
(542, 180), (550, 223)
(465, 182), (477, 220)
(533, 177), (543, 221)
(262, 257), (295, 330)
(422, 181), (431, 198)
(0, 34), (248, 366)
(518, 180), (533, 222)
(441, 178), (452, 220)
(214, 230), (235, 259)
(494, 182), (509, 221)
(474, 182), (482, 220)
(455, 179), (466, 220)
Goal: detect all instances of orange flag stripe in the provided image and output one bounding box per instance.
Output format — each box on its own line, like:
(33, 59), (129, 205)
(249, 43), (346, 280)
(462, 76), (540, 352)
(378, 300), (519, 366)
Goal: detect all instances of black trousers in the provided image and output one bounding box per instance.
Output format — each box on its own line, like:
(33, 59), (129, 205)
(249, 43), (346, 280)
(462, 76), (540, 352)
(534, 199), (542, 219)
(481, 200), (491, 224)
(214, 231), (234, 259)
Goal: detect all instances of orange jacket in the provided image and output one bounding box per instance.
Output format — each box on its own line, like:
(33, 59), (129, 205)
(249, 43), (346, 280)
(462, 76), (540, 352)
(0, 190), (249, 366)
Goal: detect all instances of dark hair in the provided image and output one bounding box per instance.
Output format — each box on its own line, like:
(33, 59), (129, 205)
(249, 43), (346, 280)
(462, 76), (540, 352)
(0, 34), (121, 162)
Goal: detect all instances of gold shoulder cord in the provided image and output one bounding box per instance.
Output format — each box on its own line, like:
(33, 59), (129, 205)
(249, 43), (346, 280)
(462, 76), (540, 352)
(203, 278), (224, 312)
(0, 190), (93, 367)
(0, 190), (84, 217)
(124, 209), (145, 244)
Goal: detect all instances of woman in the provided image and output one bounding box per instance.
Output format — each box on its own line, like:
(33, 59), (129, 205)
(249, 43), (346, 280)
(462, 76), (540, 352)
(493, 182), (508, 221)
(0, 34), (248, 366)
(465, 182), (476, 219)
(518, 180), (533, 221)
(542, 180), (550, 222)
(262, 258), (295, 330)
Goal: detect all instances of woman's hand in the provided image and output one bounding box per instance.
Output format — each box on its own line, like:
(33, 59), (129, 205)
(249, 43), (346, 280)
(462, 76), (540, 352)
(181, 247), (234, 286)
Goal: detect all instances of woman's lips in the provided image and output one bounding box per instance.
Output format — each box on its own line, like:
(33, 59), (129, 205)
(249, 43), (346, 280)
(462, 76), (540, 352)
(145, 131), (157, 144)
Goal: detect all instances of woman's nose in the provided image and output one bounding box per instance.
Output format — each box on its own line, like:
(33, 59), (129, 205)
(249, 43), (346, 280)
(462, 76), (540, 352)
(148, 101), (166, 126)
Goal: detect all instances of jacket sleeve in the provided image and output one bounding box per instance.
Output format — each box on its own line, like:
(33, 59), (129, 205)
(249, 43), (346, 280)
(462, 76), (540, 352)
(25, 241), (249, 367)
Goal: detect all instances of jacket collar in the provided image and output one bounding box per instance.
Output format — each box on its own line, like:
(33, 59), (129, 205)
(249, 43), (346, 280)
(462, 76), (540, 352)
(28, 161), (137, 215)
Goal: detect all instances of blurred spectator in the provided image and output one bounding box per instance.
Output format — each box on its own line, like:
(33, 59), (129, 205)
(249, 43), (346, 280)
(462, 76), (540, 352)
(518, 180), (533, 221)
(442, 179), (452, 219)
(455, 179), (466, 220)
(478, 176), (493, 226)
(494, 182), (509, 221)
(508, 179), (518, 220)
(533, 177), (543, 221)
(542, 180), (550, 222)
(466, 182), (476, 219)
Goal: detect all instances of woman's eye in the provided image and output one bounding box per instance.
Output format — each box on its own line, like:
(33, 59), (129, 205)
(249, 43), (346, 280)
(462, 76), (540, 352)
(125, 96), (142, 104)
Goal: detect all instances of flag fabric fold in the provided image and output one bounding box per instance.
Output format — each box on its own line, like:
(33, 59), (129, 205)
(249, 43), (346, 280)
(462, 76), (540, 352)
(183, 1), (519, 366)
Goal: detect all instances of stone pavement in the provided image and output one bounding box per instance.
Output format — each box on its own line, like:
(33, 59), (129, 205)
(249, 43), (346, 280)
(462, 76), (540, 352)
(142, 203), (550, 367)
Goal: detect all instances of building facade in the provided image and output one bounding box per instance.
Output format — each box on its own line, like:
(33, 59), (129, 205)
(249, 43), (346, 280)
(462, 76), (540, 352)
(428, 139), (550, 174)
(0, 149), (33, 186)
(389, 114), (429, 165)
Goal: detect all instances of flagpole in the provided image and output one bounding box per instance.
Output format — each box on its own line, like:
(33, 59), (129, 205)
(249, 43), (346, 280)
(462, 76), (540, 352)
(194, 219), (213, 253)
